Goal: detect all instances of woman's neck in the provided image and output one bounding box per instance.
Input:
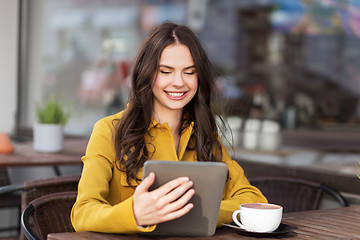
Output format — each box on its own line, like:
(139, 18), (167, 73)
(153, 109), (182, 153)
(154, 109), (182, 131)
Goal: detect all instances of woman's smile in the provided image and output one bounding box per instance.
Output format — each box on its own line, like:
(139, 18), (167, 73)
(165, 91), (188, 99)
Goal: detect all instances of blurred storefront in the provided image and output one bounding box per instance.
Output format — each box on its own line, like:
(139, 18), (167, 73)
(16, 0), (360, 147)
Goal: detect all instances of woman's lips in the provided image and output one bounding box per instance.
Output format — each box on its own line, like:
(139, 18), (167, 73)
(165, 91), (188, 100)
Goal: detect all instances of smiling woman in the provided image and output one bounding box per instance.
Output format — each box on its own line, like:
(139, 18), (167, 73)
(70, 21), (267, 235)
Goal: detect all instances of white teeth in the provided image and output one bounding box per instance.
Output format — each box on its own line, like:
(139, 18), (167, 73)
(167, 92), (184, 97)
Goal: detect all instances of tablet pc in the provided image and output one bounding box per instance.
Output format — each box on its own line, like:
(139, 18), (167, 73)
(141, 160), (228, 236)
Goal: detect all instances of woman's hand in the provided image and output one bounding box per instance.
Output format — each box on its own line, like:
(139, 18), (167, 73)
(133, 172), (195, 227)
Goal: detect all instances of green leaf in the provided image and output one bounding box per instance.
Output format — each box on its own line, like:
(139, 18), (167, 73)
(36, 95), (71, 125)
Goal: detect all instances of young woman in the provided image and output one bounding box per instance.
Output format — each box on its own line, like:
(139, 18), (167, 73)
(71, 21), (267, 234)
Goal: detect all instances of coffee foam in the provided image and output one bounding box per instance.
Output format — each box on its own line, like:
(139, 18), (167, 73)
(243, 203), (281, 209)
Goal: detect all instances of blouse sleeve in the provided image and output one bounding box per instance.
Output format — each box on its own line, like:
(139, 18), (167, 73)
(217, 145), (268, 227)
(70, 117), (155, 234)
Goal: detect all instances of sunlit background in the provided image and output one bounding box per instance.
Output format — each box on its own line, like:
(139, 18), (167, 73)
(18, 0), (360, 137)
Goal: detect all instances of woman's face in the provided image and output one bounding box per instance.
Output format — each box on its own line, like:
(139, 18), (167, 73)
(153, 43), (198, 117)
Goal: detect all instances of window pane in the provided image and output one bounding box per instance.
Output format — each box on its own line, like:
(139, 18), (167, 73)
(21, 0), (188, 136)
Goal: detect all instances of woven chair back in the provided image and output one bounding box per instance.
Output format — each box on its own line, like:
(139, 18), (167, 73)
(249, 176), (324, 213)
(20, 175), (80, 240)
(23, 191), (77, 240)
(21, 175), (80, 210)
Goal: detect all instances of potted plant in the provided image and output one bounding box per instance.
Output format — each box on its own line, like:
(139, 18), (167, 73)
(33, 96), (71, 152)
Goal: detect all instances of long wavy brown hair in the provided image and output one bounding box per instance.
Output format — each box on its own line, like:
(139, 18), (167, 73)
(114, 22), (223, 187)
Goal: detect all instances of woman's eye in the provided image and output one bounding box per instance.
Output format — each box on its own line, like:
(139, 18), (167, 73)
(160, 70), (171, 74)
(185, 71), (195, 75)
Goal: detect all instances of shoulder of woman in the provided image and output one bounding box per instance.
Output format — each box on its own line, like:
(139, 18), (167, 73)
(94, 111), (125, 129)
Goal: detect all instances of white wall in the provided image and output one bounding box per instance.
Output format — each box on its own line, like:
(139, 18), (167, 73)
(0, 2), (19, 234)
(0, 0), (18, 133)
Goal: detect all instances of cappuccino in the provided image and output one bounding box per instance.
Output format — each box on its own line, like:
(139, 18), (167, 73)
(243, 203), (281, 210)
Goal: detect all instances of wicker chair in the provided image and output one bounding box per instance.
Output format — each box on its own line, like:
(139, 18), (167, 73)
(21, 175), (80, 211)
(21, 191), (77, 240)
(19, 175), (80, 240)
(249, 176), (348, 213)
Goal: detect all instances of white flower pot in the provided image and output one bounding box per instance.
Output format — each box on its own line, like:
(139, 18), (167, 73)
(33, 123), (63, 152)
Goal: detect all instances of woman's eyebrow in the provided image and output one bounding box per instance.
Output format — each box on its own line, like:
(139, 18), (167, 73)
(184, 65), (196, 70)
(159, 64), (196, 70)
(159, 64), (174, 69)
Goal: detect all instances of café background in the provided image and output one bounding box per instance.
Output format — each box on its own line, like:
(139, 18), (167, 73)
(1, 0), (360, 236)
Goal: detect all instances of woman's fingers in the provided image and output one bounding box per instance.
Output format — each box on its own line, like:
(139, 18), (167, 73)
(160, 202), (194, 223)
(150, 188), (195, 224)
(154, 180), (194, 209)
(153, 176), (191, 196)
(136, 172), (155, 193)
(159, 187), (195, 216)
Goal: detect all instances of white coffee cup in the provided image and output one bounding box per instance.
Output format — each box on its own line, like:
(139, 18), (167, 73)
(232, 203), (283, 233)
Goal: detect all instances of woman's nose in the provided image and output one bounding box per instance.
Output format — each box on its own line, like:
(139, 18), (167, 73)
(172, 73), (184, 86)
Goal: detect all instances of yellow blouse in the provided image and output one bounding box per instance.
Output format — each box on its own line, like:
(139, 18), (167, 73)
(71, 111), (267, 234)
